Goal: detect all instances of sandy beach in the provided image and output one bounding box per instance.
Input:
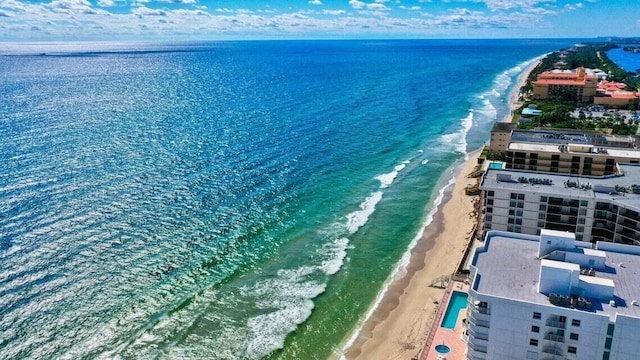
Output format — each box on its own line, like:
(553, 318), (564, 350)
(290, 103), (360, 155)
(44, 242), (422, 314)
(342, 61), (539, 360)
(342, 151), (480, 360)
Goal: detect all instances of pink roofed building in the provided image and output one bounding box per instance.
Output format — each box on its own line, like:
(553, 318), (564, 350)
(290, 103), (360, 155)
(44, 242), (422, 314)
(532, 67), (598, 102)
(594, 80), (640, 108)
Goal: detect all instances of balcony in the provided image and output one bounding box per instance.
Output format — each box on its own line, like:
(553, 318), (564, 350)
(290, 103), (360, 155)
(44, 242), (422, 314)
(468, 312), (490, 329)
(542, 344), (564, 357)
(545, 319), (566, 329)
(544, 332), (565, 343)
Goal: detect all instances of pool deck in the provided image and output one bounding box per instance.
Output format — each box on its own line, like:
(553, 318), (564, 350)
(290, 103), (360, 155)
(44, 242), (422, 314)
(422, 281), (469, 360)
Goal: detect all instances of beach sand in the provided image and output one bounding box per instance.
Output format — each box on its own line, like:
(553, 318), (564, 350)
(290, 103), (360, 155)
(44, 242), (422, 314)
(342, 151), (480, 360)
(342, 61), (539, 360)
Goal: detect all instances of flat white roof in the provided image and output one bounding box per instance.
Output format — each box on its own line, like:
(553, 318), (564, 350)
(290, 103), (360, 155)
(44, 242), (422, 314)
(472, 232), (640, 319)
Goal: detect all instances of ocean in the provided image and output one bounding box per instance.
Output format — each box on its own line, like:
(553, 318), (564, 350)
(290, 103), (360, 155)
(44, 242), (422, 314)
(0, 39), (575, 359)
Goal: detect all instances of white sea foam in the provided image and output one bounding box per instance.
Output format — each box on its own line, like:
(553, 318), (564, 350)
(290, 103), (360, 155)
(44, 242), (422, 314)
(320, 237), (350, 275)
(421, 159), (429, 165)
(345, 191), (383, 234)
(341, 170), (458, 358)
(375, 163), (407, 189)
(478, 98), (497, 119)
(246, 267), (327, 359)
(439, 111), (473, 154)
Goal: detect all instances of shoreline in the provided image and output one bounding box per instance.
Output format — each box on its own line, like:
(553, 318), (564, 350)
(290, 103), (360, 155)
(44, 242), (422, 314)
(341, 60), (539, 360)
(341, 150), (480, 360)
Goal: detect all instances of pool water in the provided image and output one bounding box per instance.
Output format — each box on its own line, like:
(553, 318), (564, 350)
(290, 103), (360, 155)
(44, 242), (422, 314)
(435, 344), (451, 354)
(440, 291), (469, 329)
(488, 162), (503, 169)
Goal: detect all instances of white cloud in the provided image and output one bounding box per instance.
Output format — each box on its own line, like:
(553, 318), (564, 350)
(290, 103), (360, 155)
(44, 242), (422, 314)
(323, 9), (346, 15)
(157, 0), (196, 4)
(349, 0), (366, 10)
(308, 0), (322, 5)
(97, 0), (114, 7)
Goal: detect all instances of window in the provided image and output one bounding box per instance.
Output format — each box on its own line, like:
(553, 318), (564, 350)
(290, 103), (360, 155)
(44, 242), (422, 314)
(572, 319), (581, 327)
(540, 196), (548, 202)
(486, 215), (492, 222)
(487, 199), (494, 205)
(509, 209), (515, 216)
(533, 312), (541, 319)
(579, 208), (587, 216)
(516, 219), (522, 225)
(529, 339), (538, 346)
(511, 193), (518, 199)
(538, 221), (545, 228)
(568, 346), (577, 354)
(518, 194), (525, 200)
(508, 218), (515, 224)
(570, 333), (579, 341)
(531, 325), (540, 333)
(516, 210), (523, 217)
(580, 200), (588, 207)
(539, 213), (546, 220)
(488, 191), (495, 197)
(510, 200), (517, 207)
(517, 201), (524, 208)
(539, 204), (547, 211)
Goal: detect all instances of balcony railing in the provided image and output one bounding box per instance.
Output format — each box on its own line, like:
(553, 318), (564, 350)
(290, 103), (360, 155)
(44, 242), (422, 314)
(545, 319), (566, 329)
(544, 333), (565, 343)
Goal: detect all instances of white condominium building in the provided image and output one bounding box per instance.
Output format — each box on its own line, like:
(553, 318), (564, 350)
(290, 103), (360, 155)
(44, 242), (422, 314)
(465, 229), (640, 360)
(478, 164), (640, 245)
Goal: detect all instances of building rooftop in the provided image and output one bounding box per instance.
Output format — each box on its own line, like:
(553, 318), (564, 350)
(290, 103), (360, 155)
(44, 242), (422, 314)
(509, 129), (594, 145)
(480, 164), (640, 211)
(507, 141), (640, 159)
(472, 231), (640, 320)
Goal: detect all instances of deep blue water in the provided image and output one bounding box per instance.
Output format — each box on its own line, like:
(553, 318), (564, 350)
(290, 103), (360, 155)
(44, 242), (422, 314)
(607, 46), (640, 72)
(0, 39), (575, 359)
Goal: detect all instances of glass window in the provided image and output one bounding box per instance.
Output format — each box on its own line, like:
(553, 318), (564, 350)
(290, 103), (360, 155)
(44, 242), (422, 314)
(538, 221), (545, 228)
(579, 208), (587, 216)
(532, 325), (540, 333)
(533, 312), (542, 319)
(487, 199), (494, 205)
(570, 333), (579, 341)
(568, 346), (577, 354)
(539, 204), (547, 211)
(580, 200), (588, 207)
(529, 339), (538, 346)
(511, 193), (518, 199)
(510, 200), (517, 207)
(516, 210), (523, 217)
(518, 194), (525, 200)
(572, 319), (580, 327)
(540, 196), (548, 202)
(488, 191), (495, 197)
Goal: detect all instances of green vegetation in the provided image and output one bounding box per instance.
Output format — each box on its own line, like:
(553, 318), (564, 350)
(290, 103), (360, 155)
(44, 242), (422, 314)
(517, 41), (640, 135)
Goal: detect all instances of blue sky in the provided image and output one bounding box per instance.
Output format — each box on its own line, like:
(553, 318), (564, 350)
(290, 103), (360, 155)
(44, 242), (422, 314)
(0, 0), (638, 41)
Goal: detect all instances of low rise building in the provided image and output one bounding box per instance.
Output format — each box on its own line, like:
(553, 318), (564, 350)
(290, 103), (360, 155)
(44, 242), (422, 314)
(489, 122), (517, 152)
(466, 229), (640, 360)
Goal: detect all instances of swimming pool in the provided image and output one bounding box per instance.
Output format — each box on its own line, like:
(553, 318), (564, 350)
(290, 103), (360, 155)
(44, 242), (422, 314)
(440, 291), (469, 329)
(488, 162), (503, 170)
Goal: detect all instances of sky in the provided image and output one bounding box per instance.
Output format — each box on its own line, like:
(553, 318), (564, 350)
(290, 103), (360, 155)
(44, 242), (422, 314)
(0, 0), (638, 41)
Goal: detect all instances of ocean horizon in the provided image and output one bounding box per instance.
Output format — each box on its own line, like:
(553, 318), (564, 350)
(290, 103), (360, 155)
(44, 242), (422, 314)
(0, 39), (578, 359)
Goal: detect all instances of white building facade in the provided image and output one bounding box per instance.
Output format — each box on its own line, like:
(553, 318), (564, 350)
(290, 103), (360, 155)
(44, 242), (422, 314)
(478, 164), (640, 246)
(465, 229), (640, 360)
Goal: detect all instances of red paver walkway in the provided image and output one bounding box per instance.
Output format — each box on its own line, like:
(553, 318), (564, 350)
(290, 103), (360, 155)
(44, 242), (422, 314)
(423, 281), (469, 360)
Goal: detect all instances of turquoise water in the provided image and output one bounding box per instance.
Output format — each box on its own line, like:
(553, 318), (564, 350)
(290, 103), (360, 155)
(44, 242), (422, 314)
(489, 162), (504, 170)
(440, 291), (469, 329)
(0, 40), (575, 359)
(435, 344), (451, 354)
